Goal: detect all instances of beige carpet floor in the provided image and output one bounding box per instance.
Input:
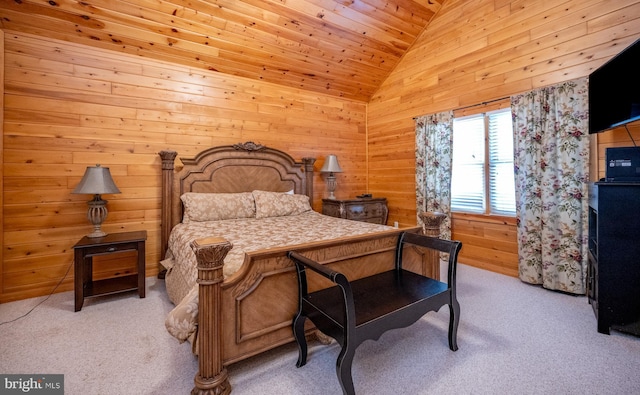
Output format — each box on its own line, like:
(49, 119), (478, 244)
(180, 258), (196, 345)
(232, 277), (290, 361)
(1, 263), (639, 395)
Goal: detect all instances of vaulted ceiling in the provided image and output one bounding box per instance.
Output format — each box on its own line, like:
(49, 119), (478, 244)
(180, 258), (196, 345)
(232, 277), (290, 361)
(0, 0), (444, 101)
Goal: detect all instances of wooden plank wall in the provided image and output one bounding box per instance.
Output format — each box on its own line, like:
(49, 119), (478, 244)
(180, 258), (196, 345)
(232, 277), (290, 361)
(2, 1), (640, 301)
(367, 0), (640, 277)
(0, 30), (4, 297)
(1, 32), (368, 302)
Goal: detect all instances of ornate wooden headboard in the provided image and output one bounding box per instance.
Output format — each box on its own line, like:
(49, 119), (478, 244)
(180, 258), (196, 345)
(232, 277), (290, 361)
(158, 142), (316, 259)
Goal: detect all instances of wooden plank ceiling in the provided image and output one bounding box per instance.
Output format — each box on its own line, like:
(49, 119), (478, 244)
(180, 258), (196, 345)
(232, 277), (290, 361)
(0, 0), (444, 101)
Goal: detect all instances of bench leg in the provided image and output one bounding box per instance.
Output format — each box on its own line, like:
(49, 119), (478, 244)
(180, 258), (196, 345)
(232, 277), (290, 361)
(448, 299), (460, 351)
(336, 345), (356, 395)
(293, 312), (308, 368)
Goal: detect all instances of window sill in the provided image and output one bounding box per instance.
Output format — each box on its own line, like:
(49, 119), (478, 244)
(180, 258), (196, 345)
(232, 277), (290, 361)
(451, 212), (517, 226)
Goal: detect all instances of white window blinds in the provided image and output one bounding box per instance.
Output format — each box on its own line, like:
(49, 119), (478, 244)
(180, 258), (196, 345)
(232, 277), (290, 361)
(488, 110), (516, 215)
(451, 115), (486, 213)
(451, 109), (515, 216)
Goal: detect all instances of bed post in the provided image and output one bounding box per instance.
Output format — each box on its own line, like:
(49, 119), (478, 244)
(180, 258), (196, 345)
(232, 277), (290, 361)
(159, 150), (177, 261)
(190, 237), (233, 395)
(302, 157), (315, 201)
(418, 211), (447, 279)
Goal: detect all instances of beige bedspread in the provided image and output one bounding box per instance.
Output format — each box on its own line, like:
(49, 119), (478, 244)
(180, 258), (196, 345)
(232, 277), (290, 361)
(162, 210), (392, 344)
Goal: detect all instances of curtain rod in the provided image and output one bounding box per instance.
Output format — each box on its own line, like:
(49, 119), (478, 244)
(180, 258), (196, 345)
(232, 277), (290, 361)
(454, 96), (510, 111)
(412, 96), (510, 120)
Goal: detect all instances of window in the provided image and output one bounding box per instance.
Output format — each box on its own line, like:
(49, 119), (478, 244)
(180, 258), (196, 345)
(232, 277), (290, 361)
(451, 109), (516, 215)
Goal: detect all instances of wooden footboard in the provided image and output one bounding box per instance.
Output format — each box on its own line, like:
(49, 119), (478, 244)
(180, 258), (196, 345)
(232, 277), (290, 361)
(191, 227), (434, 395)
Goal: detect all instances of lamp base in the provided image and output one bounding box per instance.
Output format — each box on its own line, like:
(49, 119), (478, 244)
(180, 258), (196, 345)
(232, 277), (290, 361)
(326, 174), (338, 200)
(86, 194), (109, 238)
(87, 229), (107, 238)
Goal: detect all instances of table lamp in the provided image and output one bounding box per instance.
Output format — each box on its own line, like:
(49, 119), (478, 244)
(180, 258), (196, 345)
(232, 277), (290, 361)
(320, 154), (343, 199)
(72, 164), (121, 238)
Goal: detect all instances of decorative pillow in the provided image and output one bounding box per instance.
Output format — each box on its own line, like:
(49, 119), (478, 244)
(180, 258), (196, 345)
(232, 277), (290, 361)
(180, 192), (256, 223)
(253, 190), (312, 219)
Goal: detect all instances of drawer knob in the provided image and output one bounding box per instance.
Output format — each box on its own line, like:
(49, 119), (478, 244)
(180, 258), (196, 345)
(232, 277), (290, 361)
(107, 247), (116, 252)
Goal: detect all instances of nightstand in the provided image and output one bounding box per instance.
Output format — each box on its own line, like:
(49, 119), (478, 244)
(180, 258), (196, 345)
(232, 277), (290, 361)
(73, 230), (147, 311)
(322, 197), (389, 225)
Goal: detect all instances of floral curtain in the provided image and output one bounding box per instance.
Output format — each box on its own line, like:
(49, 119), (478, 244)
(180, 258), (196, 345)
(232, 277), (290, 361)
(510, 77), (590, 294)
(415, 111), (454, 240)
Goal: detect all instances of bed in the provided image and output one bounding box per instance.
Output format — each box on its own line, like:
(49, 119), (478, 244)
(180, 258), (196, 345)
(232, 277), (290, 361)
(158, 142), (437, 394)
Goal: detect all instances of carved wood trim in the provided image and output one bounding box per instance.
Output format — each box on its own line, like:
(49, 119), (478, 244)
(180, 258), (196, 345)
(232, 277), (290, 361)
(232, 141), (266, 152)
(191, 237), (233, 395)
(419, 211), (447, 279)
(159, 150), (177, 261)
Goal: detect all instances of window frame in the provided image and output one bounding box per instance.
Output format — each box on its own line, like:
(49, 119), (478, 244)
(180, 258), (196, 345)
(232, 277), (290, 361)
(451, 106), (515, 217)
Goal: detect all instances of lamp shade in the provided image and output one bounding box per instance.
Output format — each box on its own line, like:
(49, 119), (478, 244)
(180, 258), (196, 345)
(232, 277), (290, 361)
(320, 154), (343, 173)
(72, 164), (121, 195)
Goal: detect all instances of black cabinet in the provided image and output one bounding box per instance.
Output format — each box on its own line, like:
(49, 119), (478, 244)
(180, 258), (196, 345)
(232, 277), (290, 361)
(588, 182), (640, 335)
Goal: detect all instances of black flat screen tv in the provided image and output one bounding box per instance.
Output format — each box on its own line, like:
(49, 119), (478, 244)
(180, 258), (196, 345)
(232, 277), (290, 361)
(589, 38), (640, 134)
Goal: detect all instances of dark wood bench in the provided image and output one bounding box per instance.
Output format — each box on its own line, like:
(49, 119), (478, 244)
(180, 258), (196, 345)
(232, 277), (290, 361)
(287, 231), (462, 395)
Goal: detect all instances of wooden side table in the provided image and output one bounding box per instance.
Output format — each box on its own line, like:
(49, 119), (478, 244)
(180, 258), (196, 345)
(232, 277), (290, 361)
(73, 230), (147, 311)
(322, 197), (389, 225)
